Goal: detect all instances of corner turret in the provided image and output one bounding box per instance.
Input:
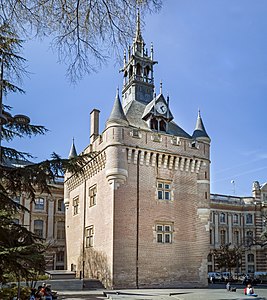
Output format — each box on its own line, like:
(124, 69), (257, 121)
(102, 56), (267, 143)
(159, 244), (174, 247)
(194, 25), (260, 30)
(106, 89), (128, 128)
(68, 138), (78, 159)
(192, 110), (210, 143)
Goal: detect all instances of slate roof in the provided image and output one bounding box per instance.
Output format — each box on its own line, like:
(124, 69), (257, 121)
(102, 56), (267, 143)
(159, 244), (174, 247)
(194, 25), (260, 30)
(124, 98), (191, 138)
(192, 110), (210, 142)
(106, 90), (128, 126)
(69, 138), (78, 159)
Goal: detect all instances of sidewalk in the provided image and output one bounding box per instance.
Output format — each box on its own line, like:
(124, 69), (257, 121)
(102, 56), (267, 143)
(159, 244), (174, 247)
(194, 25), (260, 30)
(60, 286), (267, 300)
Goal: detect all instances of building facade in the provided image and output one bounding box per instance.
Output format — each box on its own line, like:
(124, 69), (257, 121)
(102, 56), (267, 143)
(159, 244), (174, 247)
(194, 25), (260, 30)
(209, 181), (267, 275)
(14, 179), (65, 270)
(64, 13), (211, 288)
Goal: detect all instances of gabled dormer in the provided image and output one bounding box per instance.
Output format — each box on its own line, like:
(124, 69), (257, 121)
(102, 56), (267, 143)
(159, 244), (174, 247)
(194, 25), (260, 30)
(122, 10), (157, 107)
(142, 92), (173, 133)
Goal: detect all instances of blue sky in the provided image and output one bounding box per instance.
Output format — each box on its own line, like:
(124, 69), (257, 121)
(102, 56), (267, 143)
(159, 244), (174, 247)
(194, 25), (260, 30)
(6, 0), (267, 196)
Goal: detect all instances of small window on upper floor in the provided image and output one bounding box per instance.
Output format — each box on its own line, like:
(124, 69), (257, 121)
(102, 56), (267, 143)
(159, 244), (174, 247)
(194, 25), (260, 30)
(233, 214), (239, 224)
(246, 213), (253, 224)
(73, 196), (79, 215)
(220, 213), (226, 223)
(89, 185), (97, 207)
(35, 198), (45, 210)
(157, 180), (172, 201)
(57, 199), (65, 212)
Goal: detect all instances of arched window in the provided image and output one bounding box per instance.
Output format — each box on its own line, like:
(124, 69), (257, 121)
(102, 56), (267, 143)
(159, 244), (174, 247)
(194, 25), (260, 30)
(150, 118), (158, 130)
(159, 120), (166, 132)
(129, 65), (133, 78)
(220, 212), (226, 223)
(136, 63), (142, 76)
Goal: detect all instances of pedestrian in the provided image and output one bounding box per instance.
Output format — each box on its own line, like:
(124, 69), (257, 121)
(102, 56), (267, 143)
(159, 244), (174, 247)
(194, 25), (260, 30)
(244, 283), (258, 297)
(226, 281), (231, 291)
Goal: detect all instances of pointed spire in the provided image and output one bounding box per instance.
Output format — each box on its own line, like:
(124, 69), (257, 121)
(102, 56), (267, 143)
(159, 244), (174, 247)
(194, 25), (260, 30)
(192, 110), (211, 143)
(106, 88), (128, 127)
(134, 8), (143, 43)
(68, 138), (78, 159)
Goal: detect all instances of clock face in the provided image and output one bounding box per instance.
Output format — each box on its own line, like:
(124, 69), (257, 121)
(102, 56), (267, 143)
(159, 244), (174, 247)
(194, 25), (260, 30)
(155, 102), (167, 114)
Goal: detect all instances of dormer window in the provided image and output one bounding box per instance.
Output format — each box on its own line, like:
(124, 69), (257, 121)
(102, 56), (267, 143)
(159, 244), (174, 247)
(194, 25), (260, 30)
(150, 118), (166, 132)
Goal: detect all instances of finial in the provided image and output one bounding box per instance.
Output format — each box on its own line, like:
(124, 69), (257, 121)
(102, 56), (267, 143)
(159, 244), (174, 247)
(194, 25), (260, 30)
(150, 42), (154, 60)
(160, 81), (163, 94)
(198, 108), (201, 118)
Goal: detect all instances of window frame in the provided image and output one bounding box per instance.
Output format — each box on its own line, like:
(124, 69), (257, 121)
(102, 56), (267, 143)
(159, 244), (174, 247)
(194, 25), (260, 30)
(57, 199), (65, 212)
(34, 219), (44, 238)
(56, 221), (65, 240)
(157, 180), (172, 201)
(246, 213), (253, 225)
(35, 197), (45, 210)
(73, 196), (79, 215)
(156, 223), (173, 244)
(89, 185), (97, 207)
(85, 225), (94, 248)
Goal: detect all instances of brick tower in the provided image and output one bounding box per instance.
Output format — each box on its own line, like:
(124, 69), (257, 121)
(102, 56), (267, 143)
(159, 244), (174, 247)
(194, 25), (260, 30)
(64, 11), (211, 288)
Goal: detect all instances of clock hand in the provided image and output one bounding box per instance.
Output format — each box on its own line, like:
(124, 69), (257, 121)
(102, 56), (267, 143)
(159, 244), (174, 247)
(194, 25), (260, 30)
(161, 106), (165, 112)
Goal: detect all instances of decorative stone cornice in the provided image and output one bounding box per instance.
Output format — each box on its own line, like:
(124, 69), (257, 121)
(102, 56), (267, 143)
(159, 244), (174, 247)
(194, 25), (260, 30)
(126, 148), (207, 173)
(65, 152), (106, 192)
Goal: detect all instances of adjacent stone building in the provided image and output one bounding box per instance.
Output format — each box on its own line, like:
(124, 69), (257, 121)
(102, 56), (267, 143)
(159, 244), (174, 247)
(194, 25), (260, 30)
(64, 12), (211, 288)
(209, 182), (267, 275)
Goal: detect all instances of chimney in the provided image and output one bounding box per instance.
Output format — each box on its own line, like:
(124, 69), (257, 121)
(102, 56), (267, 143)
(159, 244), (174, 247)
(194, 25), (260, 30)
(90, 109), (100, 144)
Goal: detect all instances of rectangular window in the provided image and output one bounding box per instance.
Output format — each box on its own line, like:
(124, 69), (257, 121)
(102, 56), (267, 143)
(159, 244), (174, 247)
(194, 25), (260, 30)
(34, 220), (44, 238)
(246, 213), (253, 224)
(73, 196), (79, 215)
(89, 185), (97, 207)
(233, 230), (239, 245)
(56, 251), (64, 263)
(157, 180), (172, 201)
(35, 198), (45, 210)
(57, 199), (64, 212)
(156, 223), (173, 244)
(233, 214), (239, 224)
(220, 229), (226, 245)
(57, 221), (65, 240)
(85, 225), (94, 247)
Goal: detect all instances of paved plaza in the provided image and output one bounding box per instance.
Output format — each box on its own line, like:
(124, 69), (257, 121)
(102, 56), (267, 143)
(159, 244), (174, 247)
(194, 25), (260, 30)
(60, 284), (267, 300)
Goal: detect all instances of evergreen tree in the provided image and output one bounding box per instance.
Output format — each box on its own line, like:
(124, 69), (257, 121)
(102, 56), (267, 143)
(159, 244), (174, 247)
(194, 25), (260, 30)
(0, 23), (90, 283)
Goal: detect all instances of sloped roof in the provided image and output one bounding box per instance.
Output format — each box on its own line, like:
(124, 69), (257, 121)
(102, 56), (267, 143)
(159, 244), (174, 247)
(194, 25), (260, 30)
(106, 90), (128, 126)
(192, 110), (210, 142)
(124, 99), (191, 138)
